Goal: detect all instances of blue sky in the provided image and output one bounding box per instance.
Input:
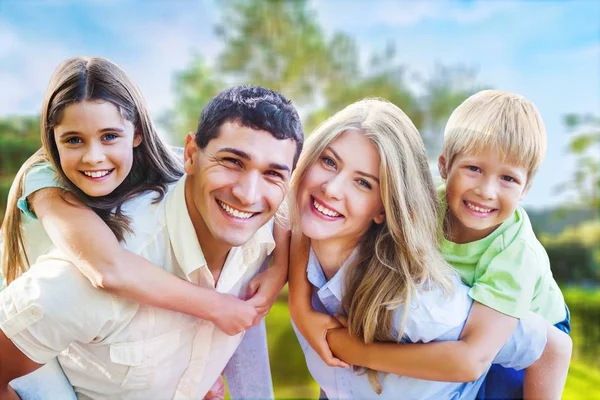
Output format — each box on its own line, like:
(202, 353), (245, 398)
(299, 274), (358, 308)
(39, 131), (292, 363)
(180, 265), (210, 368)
(1, 0), (598, 209)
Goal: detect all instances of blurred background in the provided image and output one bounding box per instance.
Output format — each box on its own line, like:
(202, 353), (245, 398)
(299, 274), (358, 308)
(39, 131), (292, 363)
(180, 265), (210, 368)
(1, 0), (598, 398)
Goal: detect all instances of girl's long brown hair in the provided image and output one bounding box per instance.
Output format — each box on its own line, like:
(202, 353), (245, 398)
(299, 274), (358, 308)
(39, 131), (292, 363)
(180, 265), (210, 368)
(2, 57), (183, 285)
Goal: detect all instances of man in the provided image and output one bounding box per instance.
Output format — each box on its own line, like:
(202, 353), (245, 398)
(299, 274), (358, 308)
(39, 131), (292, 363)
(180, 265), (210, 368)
(0, 85), (303, 399)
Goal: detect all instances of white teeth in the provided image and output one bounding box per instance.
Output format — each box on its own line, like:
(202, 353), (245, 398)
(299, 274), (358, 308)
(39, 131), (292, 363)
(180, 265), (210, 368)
(83, 170), (111, 178)
(218, 201), (253, 219)
(466, 202), (493, 213)
(313, 199), (341, 217)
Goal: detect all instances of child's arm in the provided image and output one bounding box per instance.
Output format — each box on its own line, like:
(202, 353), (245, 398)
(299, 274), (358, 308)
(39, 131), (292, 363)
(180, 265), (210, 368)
(287, 231), (349, 369)
(327, 301), (521, 382)
(245, 222), (290, 322)
(29, 187), (256, 335)
(523, 325), (572, 400)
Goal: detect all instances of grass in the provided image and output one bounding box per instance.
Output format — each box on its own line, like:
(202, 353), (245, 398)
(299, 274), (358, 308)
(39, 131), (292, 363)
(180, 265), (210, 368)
(563, 359), (600, 400)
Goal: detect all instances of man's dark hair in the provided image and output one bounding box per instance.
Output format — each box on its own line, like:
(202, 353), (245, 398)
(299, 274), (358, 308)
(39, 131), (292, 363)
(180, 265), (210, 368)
(195, 85), (304, 169)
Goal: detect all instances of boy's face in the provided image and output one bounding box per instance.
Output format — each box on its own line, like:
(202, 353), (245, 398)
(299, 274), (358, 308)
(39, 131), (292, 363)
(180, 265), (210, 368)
(439, 148), (529, 243)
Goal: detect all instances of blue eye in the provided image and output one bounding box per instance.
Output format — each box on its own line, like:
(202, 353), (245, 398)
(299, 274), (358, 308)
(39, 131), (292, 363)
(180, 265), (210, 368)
(466, 165), (481, 173)
(103, 133), (118, 141)
(501, 175), (517, 183)
(322, 156), (336, 168)
(66, 137), (82, 144)
(357, 179), (372, 190)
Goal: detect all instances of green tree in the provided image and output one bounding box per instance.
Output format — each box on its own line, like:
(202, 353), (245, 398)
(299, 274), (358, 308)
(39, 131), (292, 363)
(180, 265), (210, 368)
(160, 55), (225, 145)
(559, 113), (600, 217)
(216, 0), (333, 105)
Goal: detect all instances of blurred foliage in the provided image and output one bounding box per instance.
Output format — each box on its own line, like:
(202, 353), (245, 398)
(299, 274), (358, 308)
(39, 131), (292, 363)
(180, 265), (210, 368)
(541, 220), (600, 284)
(165, 0), (480, 153)
(557, 113), (600, 217)
(0, 116), (40, 176)
(0, 116), (41, 222)
(564, 288), (600, 369)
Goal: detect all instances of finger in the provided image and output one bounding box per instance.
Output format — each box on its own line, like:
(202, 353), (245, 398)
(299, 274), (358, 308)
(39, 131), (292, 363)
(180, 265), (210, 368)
(246, 294), (267, 309)
(316, 343), (350, 369)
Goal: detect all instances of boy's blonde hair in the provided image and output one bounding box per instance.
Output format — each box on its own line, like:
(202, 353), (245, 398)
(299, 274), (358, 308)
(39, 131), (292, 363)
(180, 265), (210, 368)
(289, 98), (455, 393)
(441, 89), (547, 189)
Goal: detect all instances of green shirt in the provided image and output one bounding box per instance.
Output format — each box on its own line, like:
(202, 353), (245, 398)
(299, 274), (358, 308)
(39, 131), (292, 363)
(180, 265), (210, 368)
(439, 187), (566, 325)
(17, 162), (66, 220)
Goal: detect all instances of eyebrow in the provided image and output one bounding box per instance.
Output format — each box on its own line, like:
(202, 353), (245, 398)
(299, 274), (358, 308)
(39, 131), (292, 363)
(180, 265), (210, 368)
(218, 147), (291, 175)
(58, 127), (126, 138)
(326, 146), (380, 183)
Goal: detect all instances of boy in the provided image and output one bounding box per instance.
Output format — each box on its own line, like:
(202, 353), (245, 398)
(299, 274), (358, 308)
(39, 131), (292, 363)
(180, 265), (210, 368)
(438, 89), (571, 399)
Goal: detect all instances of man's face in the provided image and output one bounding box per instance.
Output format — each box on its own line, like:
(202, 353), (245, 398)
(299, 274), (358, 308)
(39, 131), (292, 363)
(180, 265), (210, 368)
(184, 121), (296, 248)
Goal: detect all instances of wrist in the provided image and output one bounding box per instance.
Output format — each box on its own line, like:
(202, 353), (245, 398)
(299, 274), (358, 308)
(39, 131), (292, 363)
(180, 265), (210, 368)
(201, 289), (223, 321)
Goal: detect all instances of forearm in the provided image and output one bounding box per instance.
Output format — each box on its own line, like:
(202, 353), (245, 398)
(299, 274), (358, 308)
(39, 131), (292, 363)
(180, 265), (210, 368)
(270, 222), (290, 276)
(287, 234), (313, 322)
(33, 189), (221, 320)
(327, 330), (486, 382)
(103, 250), (222, 320)
(523, 326), (572, 400)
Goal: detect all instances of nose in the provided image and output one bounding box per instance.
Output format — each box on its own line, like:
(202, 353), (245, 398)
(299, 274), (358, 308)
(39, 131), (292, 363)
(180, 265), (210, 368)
(475, 177), (497, 200)
(232, 170), (260, 206)
(321, 174), (344, 200)
(82, 142), (106, 165)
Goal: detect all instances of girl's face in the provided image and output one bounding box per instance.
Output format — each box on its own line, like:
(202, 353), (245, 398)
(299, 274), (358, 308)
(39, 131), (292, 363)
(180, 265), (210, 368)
(53, 101), (142, 197)
(297, 130), (385, 248)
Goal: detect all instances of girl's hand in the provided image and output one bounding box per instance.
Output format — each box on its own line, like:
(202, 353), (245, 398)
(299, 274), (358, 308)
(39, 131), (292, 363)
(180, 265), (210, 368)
(246, 264), (287, 323)
(301, 310), (350, 369)
(211, 292), (258, 336)
(203, 375), (225, 400)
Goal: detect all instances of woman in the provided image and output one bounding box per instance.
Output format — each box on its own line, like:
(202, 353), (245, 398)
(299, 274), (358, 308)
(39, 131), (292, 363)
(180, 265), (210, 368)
(287, 98), (568, 399)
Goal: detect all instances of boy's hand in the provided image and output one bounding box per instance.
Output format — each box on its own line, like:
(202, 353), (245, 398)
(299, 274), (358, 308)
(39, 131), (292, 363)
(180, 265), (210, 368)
(299, 309), (350, 369)
(246, 265), (287, 323)
(203, 375), (225, 400)
(211, 293), (258, 336)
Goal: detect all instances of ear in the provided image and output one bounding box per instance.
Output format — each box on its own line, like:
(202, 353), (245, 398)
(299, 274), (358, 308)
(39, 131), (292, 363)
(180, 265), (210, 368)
(438, 154), (448, 179)
(183, 133), (198, 175)
(133, 130), (143, 148)
(373, 209), (386, 225)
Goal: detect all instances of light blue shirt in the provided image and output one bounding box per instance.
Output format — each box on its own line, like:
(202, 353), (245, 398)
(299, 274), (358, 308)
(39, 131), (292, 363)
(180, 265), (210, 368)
(293, 248), (549, 400)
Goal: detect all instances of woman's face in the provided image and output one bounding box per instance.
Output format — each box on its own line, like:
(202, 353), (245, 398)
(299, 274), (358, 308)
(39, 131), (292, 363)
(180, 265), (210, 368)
(296, 130), (385, 248)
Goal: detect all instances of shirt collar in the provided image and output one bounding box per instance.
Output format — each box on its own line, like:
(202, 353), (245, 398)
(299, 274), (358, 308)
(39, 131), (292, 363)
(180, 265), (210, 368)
(307, 246), (359, 304)
(165, 175), (276, 280)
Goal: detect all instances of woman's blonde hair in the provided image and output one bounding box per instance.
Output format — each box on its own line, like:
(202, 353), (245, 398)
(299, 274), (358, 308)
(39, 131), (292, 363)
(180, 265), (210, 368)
(441, 89), (547, 189)
(289, 98), (455, 393)
(1, 56), (183, 285)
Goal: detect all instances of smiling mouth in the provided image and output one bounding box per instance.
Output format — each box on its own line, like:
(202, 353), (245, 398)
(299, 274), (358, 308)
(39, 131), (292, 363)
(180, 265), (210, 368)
(217, 200), (256, 220)
(80, 169), (114, 179)
(464, 200), (496, 214)
(312, 196), (344, 218)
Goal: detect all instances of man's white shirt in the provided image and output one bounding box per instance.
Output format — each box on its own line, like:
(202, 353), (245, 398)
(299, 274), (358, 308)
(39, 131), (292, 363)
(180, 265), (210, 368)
(0, 176), (275, 399)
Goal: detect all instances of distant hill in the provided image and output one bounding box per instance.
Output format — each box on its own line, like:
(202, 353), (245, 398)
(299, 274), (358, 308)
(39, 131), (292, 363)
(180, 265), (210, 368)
(526, 206), (598, 235)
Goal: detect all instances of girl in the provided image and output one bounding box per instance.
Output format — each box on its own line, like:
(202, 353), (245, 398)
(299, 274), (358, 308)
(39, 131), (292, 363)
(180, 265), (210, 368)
(287, 98), (571, 399)
(2, 57), (287, 399)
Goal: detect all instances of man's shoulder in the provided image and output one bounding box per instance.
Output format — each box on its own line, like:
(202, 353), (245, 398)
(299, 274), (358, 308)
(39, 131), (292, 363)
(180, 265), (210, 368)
(120, 185), (176, 252)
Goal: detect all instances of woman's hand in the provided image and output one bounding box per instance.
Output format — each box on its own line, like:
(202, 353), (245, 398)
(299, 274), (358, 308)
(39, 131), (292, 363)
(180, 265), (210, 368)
(246, 265), (287, 323)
